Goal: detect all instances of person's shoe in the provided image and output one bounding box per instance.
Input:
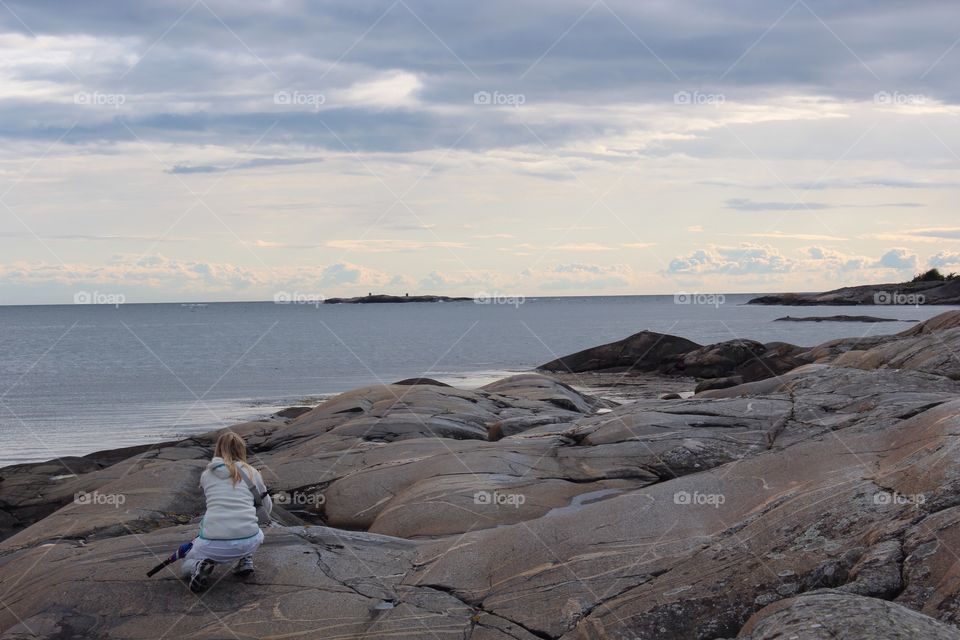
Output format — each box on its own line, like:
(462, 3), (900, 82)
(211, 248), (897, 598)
(189, 559), (215, 593)
(233, 556), (254, 577)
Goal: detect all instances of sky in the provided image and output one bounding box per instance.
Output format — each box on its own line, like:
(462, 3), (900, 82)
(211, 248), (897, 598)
(1, 0), (959, 304)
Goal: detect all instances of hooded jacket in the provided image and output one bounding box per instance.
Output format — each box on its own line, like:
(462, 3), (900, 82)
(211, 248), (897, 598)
(198, 457), (272, 541)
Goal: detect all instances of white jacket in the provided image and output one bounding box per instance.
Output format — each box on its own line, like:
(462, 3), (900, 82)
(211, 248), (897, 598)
(198, 457), (272, 541)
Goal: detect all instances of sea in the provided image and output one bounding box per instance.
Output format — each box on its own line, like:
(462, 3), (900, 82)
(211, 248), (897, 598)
(0, 295), (951, 467)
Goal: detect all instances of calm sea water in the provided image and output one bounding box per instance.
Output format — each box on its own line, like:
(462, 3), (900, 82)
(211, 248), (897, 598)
(0, 295), (950, 466)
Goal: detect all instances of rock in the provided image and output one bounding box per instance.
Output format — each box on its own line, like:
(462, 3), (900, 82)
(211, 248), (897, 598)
(748, 279), (960, 306)
(738, 590), (960, 639)
(274, 406), (313, 419)
(775, 315), (915, 323)
(670, 339), (768, 378)
(661, 392), (682, 400)
(541, 332), (812, 388)
(695, 375), (743, 392)
(5, 313), (960, 638)
(392, 377), (452, 386)
(324, 294), (472, 304)
(538, 331), (701, 373)
(831, 326), (960, 380)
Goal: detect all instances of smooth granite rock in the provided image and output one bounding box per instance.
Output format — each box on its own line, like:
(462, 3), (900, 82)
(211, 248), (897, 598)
(4, 313), (960, 639)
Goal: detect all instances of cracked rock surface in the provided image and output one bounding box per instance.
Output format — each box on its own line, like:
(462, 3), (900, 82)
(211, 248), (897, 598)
(2, 312), (960, 639)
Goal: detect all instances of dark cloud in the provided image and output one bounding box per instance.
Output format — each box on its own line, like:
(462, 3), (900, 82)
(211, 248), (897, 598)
(1, 0), (960, 152)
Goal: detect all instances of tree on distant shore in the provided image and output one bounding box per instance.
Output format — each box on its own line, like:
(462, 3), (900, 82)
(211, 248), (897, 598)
(910, 268), (959, 283)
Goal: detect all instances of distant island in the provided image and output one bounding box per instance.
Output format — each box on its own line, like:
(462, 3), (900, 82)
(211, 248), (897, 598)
(324, 294), (472, 304)
(749, 268), (960, 306)
(774, 315), (916, 323)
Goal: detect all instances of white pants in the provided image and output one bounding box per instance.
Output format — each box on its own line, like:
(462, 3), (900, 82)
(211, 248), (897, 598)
(180, 530), (264, 577)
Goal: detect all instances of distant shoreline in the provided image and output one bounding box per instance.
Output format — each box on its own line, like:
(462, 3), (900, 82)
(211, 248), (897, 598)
(749, 279), (960, 306)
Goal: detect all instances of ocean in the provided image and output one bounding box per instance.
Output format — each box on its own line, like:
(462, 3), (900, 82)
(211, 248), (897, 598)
(0, 295), (948, 466)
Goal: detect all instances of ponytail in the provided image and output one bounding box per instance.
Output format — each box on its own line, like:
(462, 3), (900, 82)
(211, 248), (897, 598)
(213, 431), (248, 486)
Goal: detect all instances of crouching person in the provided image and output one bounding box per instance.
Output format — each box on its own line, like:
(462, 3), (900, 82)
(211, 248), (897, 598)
(181, 432), (272, 592)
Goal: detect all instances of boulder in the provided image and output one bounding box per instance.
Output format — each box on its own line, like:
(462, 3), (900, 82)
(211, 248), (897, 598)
(538, 331), (701, 373)
(739, 591), (960, 639)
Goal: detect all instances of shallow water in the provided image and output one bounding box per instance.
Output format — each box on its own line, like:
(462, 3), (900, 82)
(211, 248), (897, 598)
(0, 295), (949, 466)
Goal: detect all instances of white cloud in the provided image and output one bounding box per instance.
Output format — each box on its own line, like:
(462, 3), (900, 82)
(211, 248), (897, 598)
(337, 70), (423, 109)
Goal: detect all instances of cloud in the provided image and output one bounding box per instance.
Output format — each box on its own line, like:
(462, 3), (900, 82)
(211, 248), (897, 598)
(521, 263), (635, 290)
(902, 228), (960, 240)
(741, 231), (844, 241)
(325, 239), (468, 253)
(877, 248), (918, 270)
(0, 256), (412, 300)
(337, 71), (423, 109)
(317, 261), (401, 287)
(667, 244), (924, 278)
(666, 244), (793, 276)
(725, 198), (831, 212)
(929, 251), (960, 269)
(725, 198), (924, 211)
(167, 157), (323, 174)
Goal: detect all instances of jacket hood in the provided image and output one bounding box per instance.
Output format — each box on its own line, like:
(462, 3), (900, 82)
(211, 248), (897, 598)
(207, 456), (241, 480)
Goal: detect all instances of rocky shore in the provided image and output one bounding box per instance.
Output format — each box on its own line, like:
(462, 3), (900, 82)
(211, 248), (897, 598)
(2, 312), (960, 639)
(748, 279), (960, 305)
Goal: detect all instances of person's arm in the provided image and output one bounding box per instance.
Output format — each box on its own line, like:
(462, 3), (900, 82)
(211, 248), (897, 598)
(254, 468), (273, 516)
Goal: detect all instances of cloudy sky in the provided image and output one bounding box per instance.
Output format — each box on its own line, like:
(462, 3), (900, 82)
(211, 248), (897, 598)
(1, 0), (959, 303)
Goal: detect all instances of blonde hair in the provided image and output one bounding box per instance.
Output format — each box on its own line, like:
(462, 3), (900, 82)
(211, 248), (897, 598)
(214, 431), (248, 485)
